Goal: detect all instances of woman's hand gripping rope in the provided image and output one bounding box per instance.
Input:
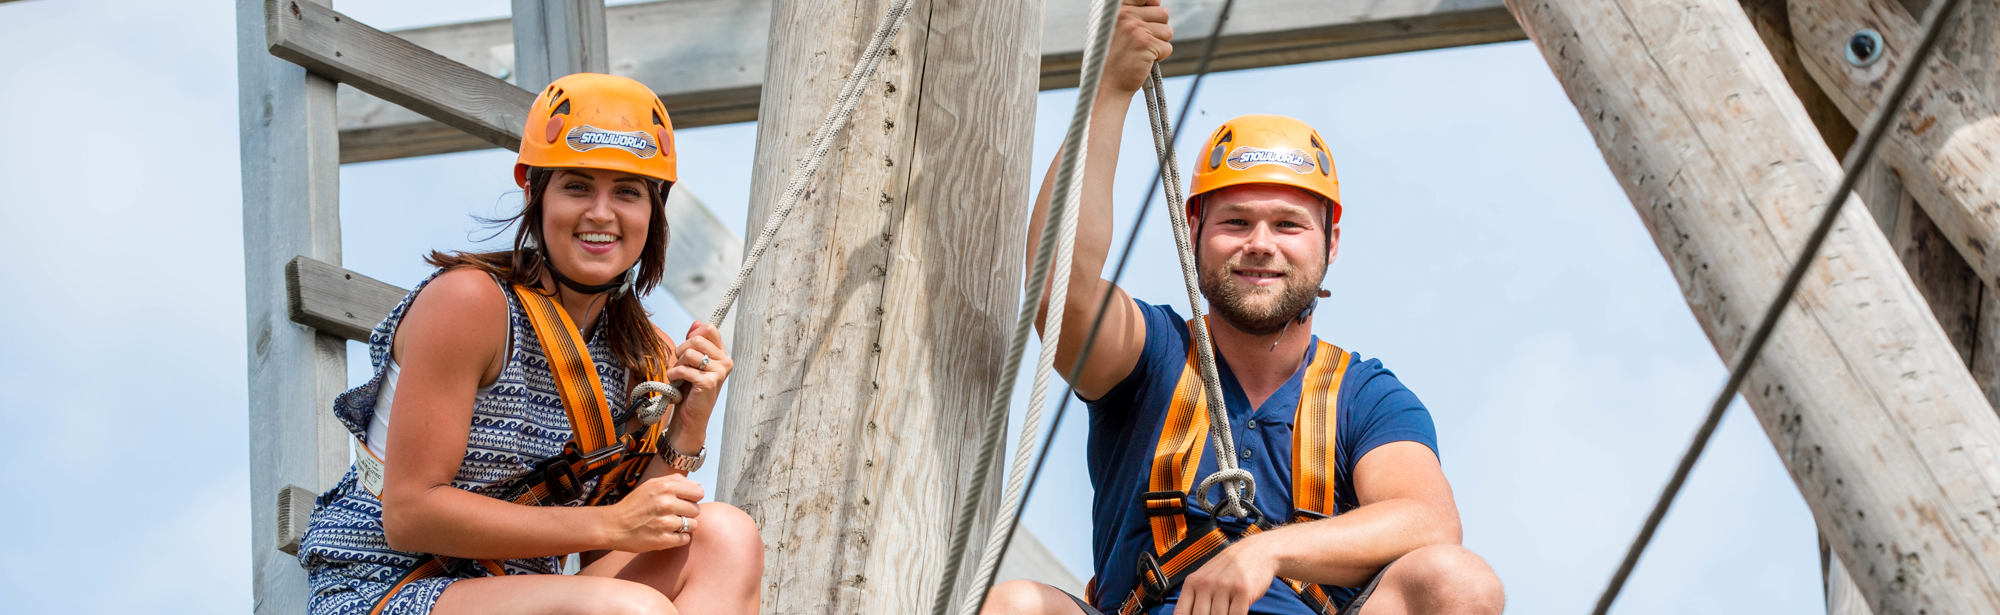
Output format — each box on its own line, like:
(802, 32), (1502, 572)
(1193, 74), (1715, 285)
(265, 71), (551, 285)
(631, 321), (733, 431)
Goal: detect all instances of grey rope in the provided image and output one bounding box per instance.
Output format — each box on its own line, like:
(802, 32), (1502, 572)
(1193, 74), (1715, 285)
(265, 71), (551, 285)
(634, 0), (914, 421)
(936, 1), (1123, 614)
(1591, 0), (1964, 612)
(1145, 64), (1252, 518)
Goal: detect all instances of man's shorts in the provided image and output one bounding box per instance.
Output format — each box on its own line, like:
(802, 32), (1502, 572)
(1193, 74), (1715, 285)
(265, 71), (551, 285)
(1058, 563), (1392, 615)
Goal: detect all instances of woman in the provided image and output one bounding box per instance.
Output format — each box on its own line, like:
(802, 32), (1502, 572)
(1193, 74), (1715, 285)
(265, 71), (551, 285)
(298, 73), (763, 614)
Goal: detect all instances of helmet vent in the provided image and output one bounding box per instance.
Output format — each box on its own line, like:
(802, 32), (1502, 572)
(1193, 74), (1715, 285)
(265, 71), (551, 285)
(552, 99), (571, 116)
(651, 109), (664, 126)
(1208, 131), (1233, 170)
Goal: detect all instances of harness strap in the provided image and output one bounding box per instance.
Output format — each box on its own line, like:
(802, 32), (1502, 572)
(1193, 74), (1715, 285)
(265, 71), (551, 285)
(1147, 326), (1216, 553)
(1119, 332), (1349, 615)
(512, 284), (621, 455)
(357, 284), (671, 586)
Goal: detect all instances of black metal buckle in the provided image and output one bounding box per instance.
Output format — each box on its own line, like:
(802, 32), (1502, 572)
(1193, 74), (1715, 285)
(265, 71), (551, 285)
(1135, 550), (1172, 603)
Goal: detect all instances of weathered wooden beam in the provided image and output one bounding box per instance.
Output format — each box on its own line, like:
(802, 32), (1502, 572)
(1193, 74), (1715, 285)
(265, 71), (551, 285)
(240, 0), (352, 611)
(1505, 0), (2000, 613)
(286, 256), (404, 343)
(1790, 0), (2000, 294)
(268, 0), (534, 153)
(337, 0), (1523, 163)
(511, 0), (608, 91)
(713, 0), (1038, 610)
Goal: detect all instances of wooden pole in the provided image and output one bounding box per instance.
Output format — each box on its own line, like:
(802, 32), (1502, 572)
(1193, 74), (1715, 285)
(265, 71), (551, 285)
(1505, 0), (2000, 612)
(238, 0), (351, 612)
(510, 0), (607, 91)
(1789, 0), (2000, 294)
(1807, 0), (2000, 612)
(713, 1), (1042, 612)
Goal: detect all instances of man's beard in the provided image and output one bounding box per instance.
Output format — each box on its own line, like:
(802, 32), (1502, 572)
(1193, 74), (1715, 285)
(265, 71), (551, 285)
(1198, 253), (1326, 336)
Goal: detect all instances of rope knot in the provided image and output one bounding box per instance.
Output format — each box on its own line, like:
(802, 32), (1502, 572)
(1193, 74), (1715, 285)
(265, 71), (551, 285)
(1194, 468), (1257, 519)
(630, 380), (681, 425)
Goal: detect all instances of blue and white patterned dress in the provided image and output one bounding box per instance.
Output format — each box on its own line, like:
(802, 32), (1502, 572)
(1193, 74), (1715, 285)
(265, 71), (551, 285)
(298, 269), (636, 614)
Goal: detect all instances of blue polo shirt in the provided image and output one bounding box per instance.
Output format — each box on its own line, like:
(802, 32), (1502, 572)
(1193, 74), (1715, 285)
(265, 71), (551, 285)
(1083, 300), (1439, 615)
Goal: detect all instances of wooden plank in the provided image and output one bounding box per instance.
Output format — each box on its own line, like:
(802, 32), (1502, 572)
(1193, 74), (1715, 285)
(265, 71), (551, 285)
(1505, 0), (2000, 612)
(240, 0), (352, 611)
(1789, 0), (2000, 295)
(286, 256), (404, 343)
(510, 0), (608, 91)
(267, 0), (534, 152)
(712, 0), (1038, 611)
(1951, 0), (2000, 416)
(337, 0), (1521, 162)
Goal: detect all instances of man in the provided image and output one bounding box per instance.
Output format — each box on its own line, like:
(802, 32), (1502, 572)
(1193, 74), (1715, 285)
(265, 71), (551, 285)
(981, 2), (1504, 614)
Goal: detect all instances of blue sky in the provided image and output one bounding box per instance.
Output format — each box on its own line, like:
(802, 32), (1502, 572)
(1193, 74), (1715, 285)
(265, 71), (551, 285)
(0, 0), (1825, 612)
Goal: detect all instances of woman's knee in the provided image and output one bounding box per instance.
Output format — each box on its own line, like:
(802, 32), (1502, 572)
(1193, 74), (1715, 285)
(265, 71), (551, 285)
(1389, 544), (1503, 614)
(694, 502), (764, 566)
(593, 579), (678, 615)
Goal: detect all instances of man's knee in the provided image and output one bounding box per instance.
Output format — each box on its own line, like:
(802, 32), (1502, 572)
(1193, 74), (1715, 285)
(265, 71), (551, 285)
(980, 580), (1080, 615)
(1388, 544), (1503, 614)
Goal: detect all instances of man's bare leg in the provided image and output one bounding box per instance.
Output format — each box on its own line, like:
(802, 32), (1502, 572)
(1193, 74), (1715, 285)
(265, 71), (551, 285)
(981, 580), (1094, 615)
(1352, 545), (1504, 615)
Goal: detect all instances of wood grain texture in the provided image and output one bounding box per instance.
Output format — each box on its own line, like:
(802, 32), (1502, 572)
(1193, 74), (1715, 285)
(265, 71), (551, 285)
(510, 0), (608, 92)
(337, 0), (1521, 162)
(286, 256), (404, 343)
(1790, 0), (2000, 293)
(267, 0), (534, 151)
(1506, 0), (2000, 612)
(240, 0), (352, 611)
(712, 0), (1039, 612)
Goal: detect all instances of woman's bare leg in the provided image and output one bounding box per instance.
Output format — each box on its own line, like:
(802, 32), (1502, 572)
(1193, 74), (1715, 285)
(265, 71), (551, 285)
(430, 574), (675, 615)
(583, 501), (764, 614)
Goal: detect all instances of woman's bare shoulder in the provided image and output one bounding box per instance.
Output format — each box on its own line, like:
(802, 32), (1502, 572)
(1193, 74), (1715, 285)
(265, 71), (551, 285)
(394, 267), (510, 364)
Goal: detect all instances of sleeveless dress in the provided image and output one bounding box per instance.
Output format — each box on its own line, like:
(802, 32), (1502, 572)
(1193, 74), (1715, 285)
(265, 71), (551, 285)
(297, 269), (636, 614)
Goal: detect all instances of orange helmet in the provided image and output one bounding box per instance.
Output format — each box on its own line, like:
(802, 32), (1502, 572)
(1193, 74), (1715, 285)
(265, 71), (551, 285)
(514, 73), (677, 188)
(1186, 114), (1341, 225)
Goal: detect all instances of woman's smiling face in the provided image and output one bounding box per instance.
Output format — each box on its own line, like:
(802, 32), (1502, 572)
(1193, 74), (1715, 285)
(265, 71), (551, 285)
(539, 168), (655, 287)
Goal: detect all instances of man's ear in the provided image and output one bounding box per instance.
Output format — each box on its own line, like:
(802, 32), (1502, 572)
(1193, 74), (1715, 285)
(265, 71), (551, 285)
(1327, 222), (1342, 265)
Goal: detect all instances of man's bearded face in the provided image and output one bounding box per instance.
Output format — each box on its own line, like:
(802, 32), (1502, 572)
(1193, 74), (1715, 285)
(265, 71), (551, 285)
(1192, 186), (1332, 336)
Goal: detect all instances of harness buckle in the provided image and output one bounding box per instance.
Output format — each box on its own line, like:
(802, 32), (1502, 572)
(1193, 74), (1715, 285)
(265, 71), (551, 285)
(536, 455), (582, 503)
(1134, 550), (1172, 603)
(1141, 490), (1187, 517)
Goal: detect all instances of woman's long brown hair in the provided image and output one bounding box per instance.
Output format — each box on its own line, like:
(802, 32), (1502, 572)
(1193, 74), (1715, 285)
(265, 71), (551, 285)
(426, 168), (674, 387)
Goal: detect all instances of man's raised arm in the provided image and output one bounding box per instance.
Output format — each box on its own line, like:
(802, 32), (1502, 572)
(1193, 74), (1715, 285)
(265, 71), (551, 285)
(1028, 0), (1173, 400)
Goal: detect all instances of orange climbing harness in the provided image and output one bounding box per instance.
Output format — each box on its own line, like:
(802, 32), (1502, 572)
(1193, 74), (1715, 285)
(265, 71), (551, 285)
(1103, 320), (1352, 615)
(366, 284), (671, 614)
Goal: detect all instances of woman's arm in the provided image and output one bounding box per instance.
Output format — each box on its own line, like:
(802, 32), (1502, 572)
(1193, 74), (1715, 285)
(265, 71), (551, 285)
(378, 268), (701, 559)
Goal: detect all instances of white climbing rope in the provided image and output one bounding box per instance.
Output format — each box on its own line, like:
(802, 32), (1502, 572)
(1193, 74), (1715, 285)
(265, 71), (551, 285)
(935, 1), (1122, 613)
(634, 0), (914, 424)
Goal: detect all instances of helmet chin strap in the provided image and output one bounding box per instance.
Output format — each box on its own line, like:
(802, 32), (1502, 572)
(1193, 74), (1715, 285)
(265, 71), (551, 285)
(531, 231), (635, 296)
